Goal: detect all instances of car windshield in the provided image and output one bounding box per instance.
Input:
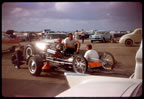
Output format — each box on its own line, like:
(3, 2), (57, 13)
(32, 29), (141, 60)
(46, 34), (67, 39)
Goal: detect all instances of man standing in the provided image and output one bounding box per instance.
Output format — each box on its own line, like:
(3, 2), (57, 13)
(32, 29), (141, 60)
(74, 30), (79, 40)
(81, 30), (85, 43)
(63, 33), (80, 55)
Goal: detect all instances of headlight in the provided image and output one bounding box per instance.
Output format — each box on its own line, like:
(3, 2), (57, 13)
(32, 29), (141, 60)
(35, 43), (47, 50)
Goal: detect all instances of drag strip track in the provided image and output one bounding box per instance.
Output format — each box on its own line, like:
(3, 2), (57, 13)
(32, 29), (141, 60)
(2, 40), (139, 97)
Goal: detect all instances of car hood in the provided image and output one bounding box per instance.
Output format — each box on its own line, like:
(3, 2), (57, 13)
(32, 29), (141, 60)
(121, 33), (133, 38)
(56, 72), (142, 97)
(40, 39), (57, 43)
(34, 39), (62, 44)
(119, 33), (133, 42)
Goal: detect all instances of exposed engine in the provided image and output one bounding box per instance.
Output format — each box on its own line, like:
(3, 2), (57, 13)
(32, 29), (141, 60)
(45, 43), (64, 58)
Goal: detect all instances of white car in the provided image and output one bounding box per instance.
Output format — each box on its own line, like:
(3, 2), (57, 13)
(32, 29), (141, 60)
(56, 41), (142, 97)
(119, 28), (142, 47)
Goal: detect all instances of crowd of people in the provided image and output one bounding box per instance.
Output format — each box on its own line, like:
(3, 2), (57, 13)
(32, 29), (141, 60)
(73, 29), (86, 43)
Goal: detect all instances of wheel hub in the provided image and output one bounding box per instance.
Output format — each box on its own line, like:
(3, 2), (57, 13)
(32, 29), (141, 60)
(29, 60), (36, 73)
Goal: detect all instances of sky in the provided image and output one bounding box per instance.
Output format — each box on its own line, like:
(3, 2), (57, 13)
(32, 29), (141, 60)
(2, 2), (142, 32)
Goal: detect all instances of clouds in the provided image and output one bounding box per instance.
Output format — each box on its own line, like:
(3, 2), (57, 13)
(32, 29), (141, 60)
(11, 7), (30, 17)
(3, 2), (142, 20)
(2, 2), (142, 31)
(55, 2), (73, 12)
(11, 7), (23, 14)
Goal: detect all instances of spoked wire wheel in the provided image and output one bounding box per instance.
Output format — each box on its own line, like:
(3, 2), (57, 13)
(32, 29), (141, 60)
(72, 55), (88, 73)
(100, 52), (115, 70)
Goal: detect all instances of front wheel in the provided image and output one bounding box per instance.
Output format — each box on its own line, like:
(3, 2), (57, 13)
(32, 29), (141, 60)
(28, 55), (43, 76)
(91, 40), (93, 43)
(100, 52), (115, 70)
(25, 46), (35, 60)
(72, 55), (88, 73)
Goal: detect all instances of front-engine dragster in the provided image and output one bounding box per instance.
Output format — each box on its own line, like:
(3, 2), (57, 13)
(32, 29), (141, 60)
(11, 38), (116, 76)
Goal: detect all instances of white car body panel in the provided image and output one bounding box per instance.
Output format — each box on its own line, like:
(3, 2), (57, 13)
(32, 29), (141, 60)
(56, 74), (142, 97)
(134, 40), (142, 79)
(119, 28), (142, 44)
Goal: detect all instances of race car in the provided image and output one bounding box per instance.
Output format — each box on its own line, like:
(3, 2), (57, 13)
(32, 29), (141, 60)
(24, 42), (115, 76)
(11, 33), (116, 76)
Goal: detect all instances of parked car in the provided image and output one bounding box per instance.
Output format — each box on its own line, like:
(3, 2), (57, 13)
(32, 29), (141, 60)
(45, 33), (67, 40)
(111, 31), (128, 43)
(27, 32), (39, 41)
(2, 34), (21, 52)
(14, 32), (28, 41)
(56, 41), (142, 97)
(119, 28), (142, 47)
(89, 31), (112, 43)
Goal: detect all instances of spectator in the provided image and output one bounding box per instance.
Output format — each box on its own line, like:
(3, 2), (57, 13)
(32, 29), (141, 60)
(74, 30), (79, 40)
(27, 33), (32, 42)
(81, 30), (85, 43)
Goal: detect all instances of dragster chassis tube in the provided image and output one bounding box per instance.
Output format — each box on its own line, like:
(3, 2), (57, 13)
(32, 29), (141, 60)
(45, 57), (73, 65)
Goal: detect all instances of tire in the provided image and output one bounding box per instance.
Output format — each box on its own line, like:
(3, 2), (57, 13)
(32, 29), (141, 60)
(91, 40), (93, 43)
(72, 55), (88, 73)
(100, 52), (115, 70)
(28, 55), (43, 76)
(25, 45), (36, 60)
(125, 39), (133, 47)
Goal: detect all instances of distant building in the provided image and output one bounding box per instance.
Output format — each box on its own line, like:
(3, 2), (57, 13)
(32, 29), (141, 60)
(43, 29), (51, 34)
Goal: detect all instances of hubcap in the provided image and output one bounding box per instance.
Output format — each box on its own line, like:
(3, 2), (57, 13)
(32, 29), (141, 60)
(126, 40), (132, 46)
(29, 59), (36, 73)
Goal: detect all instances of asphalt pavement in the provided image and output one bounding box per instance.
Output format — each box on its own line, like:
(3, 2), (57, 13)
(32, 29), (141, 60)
(2, 40), (139, 97)
(2, 78), (69, 97)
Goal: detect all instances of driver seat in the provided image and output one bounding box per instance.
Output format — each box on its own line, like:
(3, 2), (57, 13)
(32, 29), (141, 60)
(88, 58), (102, 68)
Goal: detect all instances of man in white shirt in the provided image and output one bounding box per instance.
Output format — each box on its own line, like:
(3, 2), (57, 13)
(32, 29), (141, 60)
(63, 33), (80, 54)
(84, 44), (99, 62)
(74, 30), (79, 40)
